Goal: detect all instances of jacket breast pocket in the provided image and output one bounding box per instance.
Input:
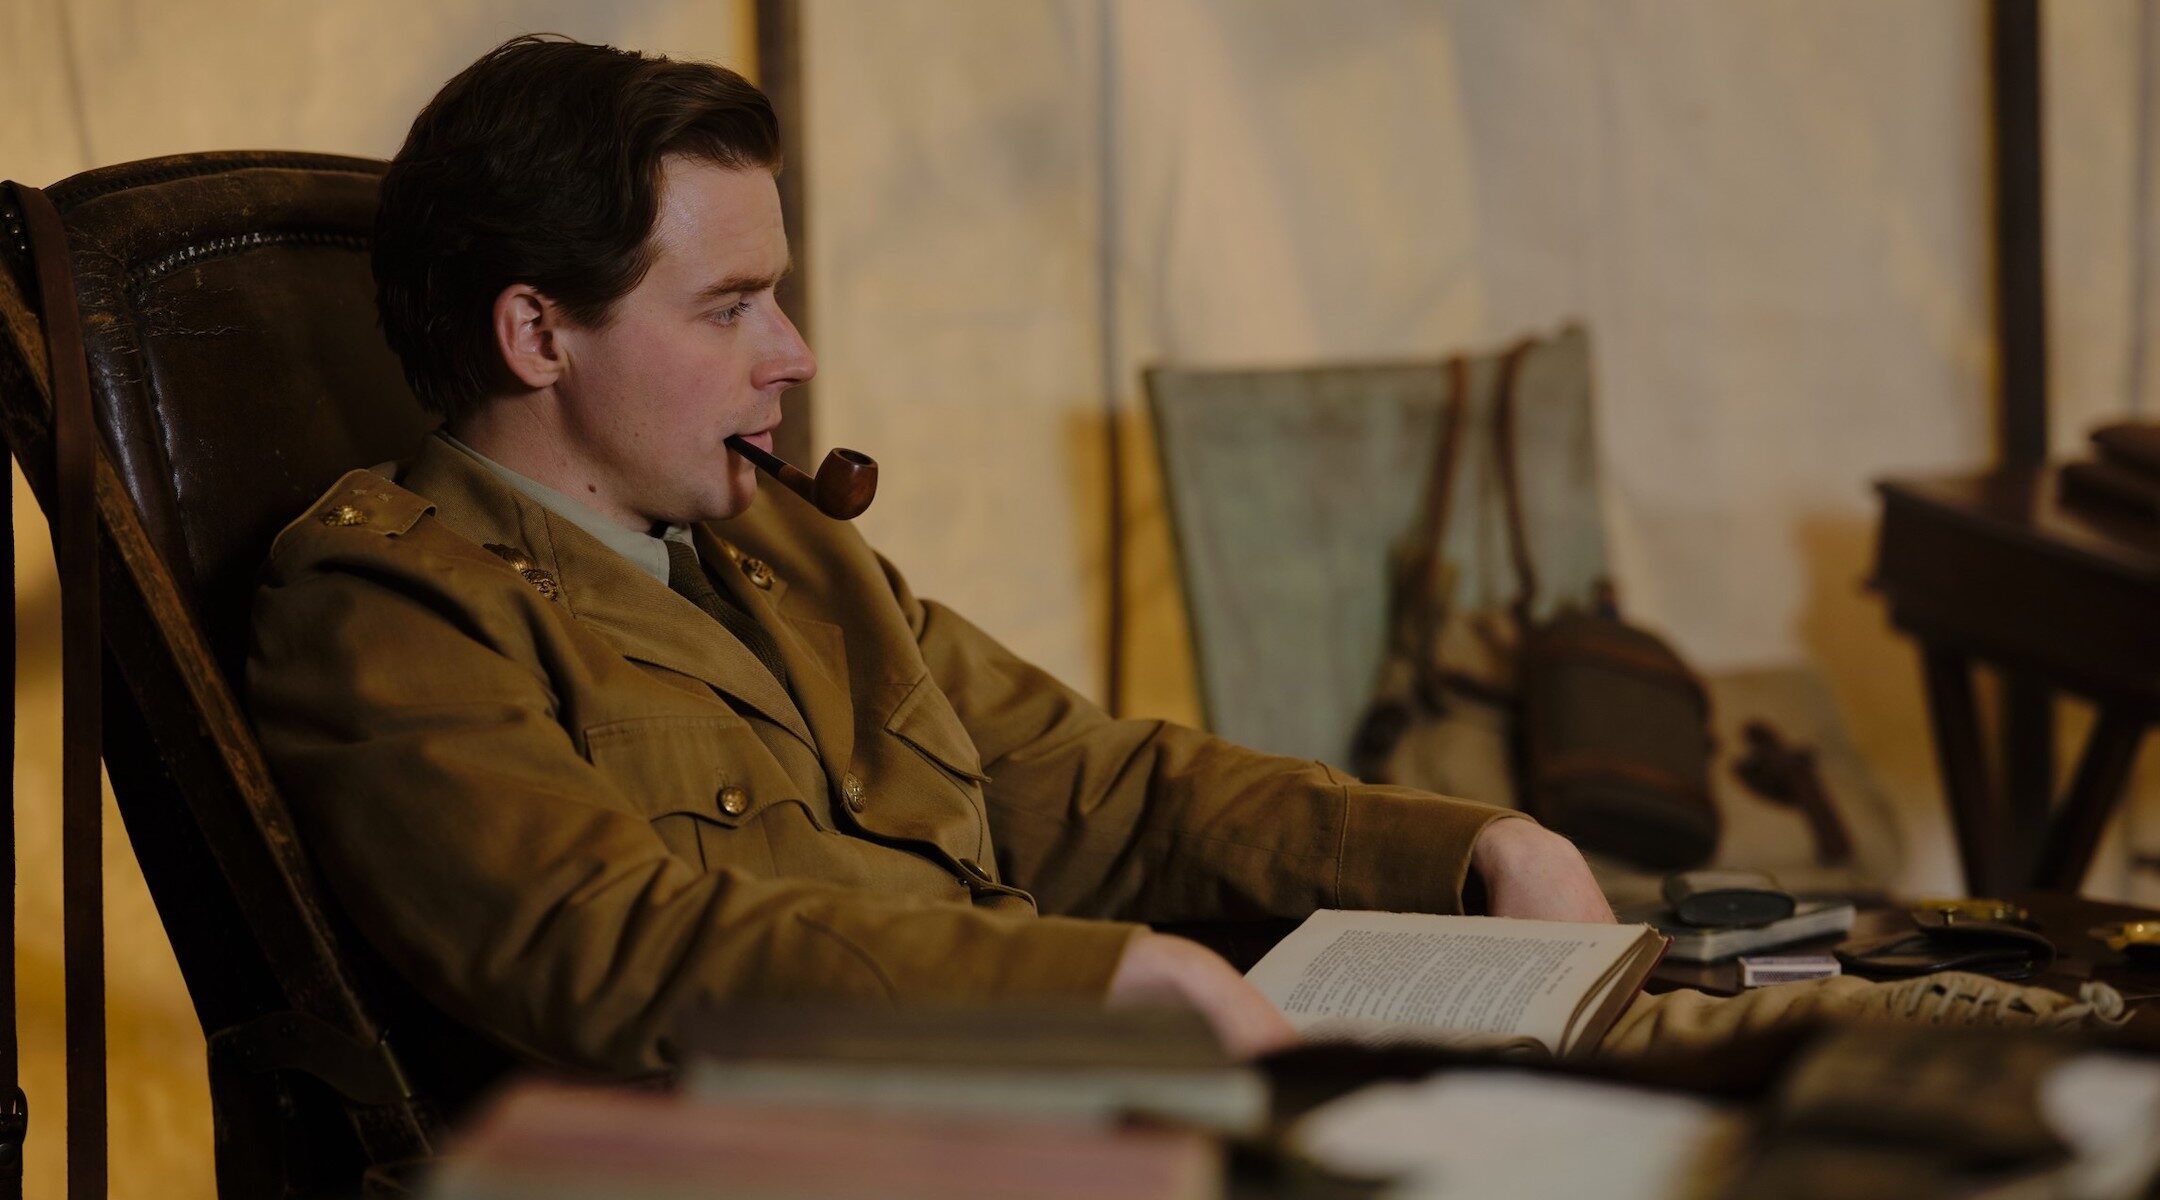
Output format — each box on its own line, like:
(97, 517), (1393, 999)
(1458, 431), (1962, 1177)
(582, 715), (792, 871)
(884, 674), (992, 790)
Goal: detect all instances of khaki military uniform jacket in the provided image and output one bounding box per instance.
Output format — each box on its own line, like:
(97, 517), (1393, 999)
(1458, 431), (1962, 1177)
(246, 435), (1518, 1076)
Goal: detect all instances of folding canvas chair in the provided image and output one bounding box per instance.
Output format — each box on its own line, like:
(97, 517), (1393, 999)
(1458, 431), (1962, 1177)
(1145, 327), (1606, 770)
(0, 152), (467, 1197)
(1147, 329), (1905, 906)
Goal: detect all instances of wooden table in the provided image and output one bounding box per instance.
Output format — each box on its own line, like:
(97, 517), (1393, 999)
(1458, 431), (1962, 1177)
(1648, 892), (2160, 1025)
(1873, 466), (2160, 895)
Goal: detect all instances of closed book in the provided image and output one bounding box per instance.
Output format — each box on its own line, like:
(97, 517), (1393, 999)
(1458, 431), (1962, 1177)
(2090, 420), (2160, 478)
(429, 1081), (1223, 1200)
(677, 1002), (1268, 1135)
(1630, 899), (1856, 963)
(2061, 459), (2160, 523)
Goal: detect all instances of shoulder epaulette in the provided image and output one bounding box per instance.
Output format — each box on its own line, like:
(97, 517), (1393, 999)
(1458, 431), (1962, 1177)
(296, 469), (433, 538)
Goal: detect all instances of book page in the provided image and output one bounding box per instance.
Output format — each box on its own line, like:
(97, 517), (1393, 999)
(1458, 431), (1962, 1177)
(1247, 910), (1649, 1051)
(1564, 943), (1644, 1053)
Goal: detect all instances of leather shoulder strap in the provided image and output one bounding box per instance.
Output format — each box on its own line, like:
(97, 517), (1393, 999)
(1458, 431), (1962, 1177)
(1490, 338), (1540, 631)
(1410, 355), (1474, 558)
(1402, 356), (1472, 669)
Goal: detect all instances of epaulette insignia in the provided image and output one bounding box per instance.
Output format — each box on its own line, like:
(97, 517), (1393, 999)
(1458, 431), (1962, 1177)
(303, 472), (431, 538)
(484, 543), (561, 602)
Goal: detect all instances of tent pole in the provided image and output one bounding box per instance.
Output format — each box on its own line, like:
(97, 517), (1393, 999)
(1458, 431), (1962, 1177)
(1989, 0), (2054, 874)
(757, 0), (814, 467)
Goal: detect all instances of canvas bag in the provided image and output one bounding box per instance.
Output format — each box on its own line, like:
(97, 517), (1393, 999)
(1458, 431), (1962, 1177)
(1347, 336), (1911, 910)
(1349, 342), (1721, 871)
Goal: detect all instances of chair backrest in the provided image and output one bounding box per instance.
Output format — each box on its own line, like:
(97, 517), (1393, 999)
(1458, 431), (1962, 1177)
(48, 152), (435, 678)
(1145, 326), (1606, 767)
(0, 152), (448, 1195)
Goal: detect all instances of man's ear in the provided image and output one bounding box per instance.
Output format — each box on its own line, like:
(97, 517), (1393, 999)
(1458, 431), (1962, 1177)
(491, 282), (567, 389)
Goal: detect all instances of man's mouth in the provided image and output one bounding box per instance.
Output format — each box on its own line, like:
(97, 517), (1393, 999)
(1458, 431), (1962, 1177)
(734, 425), (778, 455)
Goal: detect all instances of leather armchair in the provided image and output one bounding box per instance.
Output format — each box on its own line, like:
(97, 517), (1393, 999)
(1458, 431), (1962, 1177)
(0, 151), (461, 1198)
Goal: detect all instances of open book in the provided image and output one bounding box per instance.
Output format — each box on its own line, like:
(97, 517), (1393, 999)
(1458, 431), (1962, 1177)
(1247, 910), (1667, 1058)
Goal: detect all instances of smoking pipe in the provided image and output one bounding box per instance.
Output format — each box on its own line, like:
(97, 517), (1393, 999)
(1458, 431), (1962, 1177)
(725, 435), (879, 520)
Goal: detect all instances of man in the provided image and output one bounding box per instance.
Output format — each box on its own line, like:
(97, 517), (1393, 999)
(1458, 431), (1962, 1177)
(246, 35), (1609, 1079)
(251, 37), (2118, 1088)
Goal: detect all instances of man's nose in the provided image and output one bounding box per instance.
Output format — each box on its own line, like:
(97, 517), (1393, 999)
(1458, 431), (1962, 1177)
(757, 306), (817, 391)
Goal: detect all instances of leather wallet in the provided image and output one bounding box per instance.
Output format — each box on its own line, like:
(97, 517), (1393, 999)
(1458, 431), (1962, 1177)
(1836, 911), (2056, 980)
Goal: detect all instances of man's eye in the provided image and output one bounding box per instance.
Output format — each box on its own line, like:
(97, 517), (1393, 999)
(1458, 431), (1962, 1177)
(710, 300), (753, 326)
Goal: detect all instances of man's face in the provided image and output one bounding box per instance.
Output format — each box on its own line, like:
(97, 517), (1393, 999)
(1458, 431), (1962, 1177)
(551, 157), (812, 527)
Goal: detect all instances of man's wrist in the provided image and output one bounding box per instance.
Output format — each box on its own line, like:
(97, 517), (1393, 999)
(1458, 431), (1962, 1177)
(1469, 817), (1616, 923)
(1464, 814), (1535, 914)
(1469, 813), (1542, 876)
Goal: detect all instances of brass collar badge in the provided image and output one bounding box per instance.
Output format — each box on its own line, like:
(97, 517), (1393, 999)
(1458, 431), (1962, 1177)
(484, 543), (561, 601)
(714, 538), (776, 590)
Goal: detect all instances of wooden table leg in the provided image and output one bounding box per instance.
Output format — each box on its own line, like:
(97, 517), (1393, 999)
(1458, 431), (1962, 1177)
(2034, 706), (2150, 892)
(2001, 674), (2055, 880)
(1920, 646), (2008, 896)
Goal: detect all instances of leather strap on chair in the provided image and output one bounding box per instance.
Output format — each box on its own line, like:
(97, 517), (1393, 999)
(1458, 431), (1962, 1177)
(1489, 339), (1541, 633)
(1396, 354), (1523, 712)
(5, 180), (108, 1200)
(1394, 356), (1471, 710)
(0, 347), (17, 1200)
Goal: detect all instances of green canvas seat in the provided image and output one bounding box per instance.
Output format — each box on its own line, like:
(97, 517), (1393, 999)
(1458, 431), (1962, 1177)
(1146, 326), (1603, 769)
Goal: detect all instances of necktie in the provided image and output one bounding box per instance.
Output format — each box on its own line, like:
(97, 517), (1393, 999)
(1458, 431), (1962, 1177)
(665, 538), (791, 689)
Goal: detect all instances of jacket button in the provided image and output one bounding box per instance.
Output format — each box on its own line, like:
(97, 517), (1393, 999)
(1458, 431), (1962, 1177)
(718, 786), (750, 817)
(958, 858), (991, 883)
(742, 557), (776, 589)
(841, 772), (866, 812)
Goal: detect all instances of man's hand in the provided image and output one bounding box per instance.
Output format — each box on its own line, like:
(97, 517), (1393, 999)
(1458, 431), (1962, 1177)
(1470, 818), (1615, 923)
(1106, 932), (1300, 1058)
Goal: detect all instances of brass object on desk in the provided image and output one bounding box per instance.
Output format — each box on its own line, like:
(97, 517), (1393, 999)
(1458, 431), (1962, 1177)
(1909, 897), (2033, 928)
(1839, 899), (2055, 980)
(2090, 920), (2160, 965)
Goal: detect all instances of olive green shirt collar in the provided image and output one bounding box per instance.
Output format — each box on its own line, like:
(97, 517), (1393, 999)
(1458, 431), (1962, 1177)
(433, 430), (691, 585)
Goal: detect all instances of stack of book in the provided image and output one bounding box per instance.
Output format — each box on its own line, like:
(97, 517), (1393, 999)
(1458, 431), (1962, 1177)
(1637, 899), (1856, 965)
(2060, 421), (2160, 523)
(1613, 871), (1855, 968)
(426, 1005), (1257, 1200)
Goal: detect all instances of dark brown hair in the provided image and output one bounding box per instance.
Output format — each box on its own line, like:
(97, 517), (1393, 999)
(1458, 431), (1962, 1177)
(373, 35), (780, 418)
